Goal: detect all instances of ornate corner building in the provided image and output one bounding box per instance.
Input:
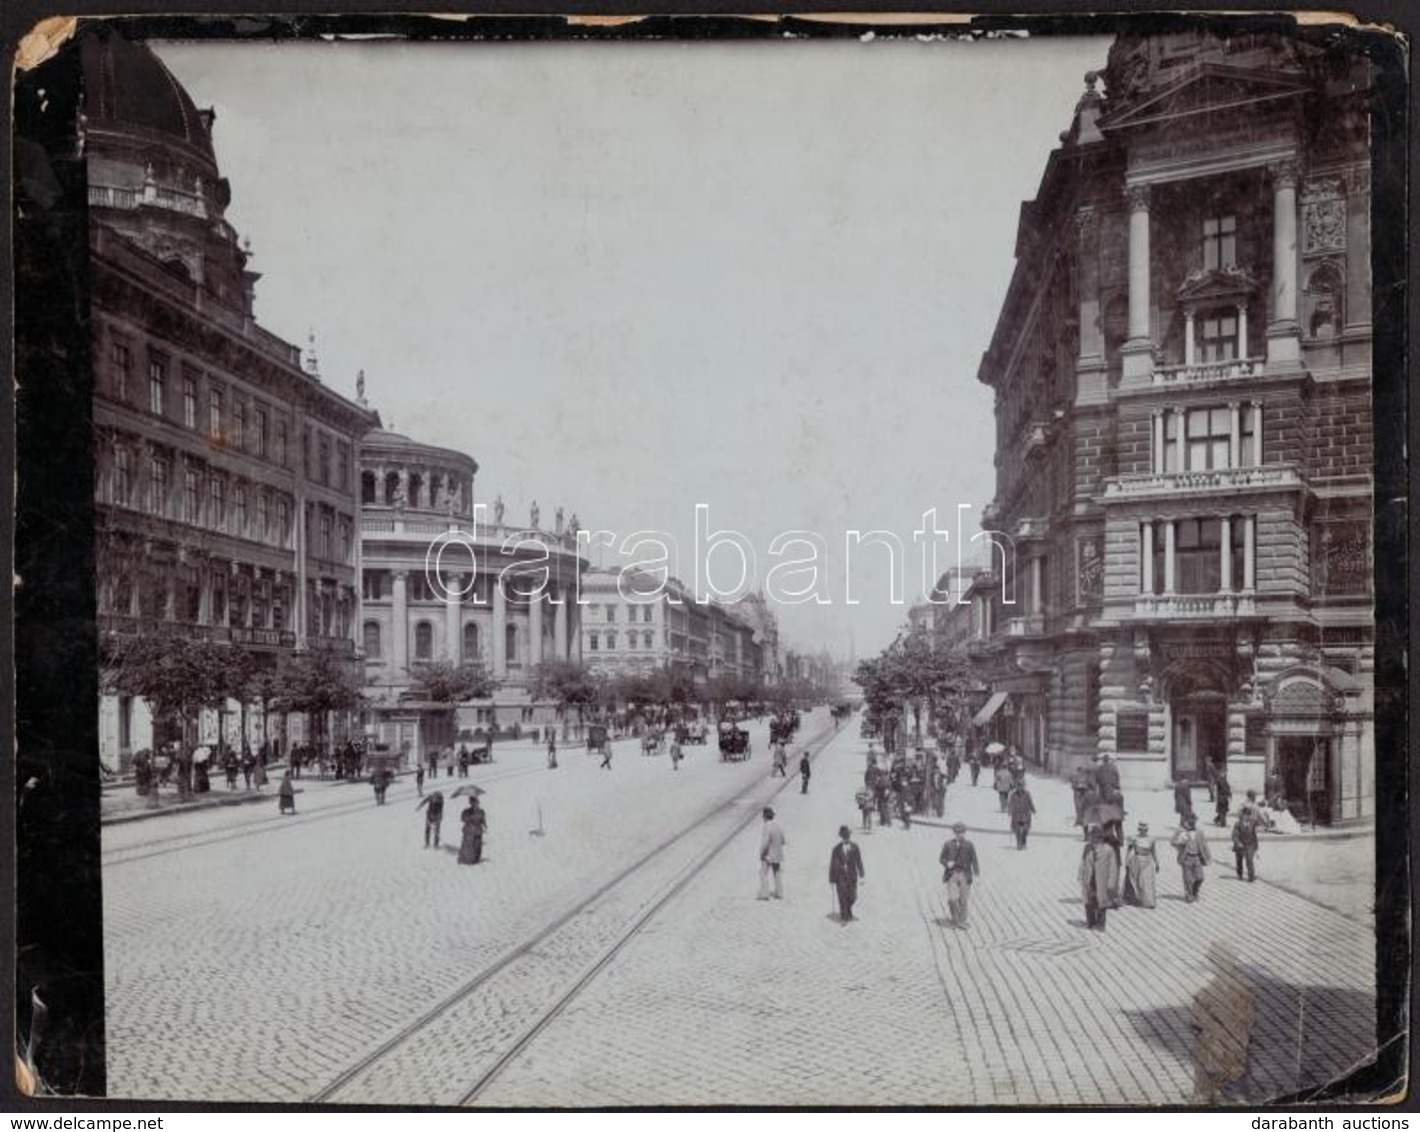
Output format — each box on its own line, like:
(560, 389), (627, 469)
(87, 31), (379, 764)
(971, 31), (1373, 821)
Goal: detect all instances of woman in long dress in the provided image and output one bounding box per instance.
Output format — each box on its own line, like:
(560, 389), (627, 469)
(1123, 821), (1158, 908)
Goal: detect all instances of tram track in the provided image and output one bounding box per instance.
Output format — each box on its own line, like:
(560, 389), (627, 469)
(309, 714), (842, 1107)
(102, 764), (548, 867)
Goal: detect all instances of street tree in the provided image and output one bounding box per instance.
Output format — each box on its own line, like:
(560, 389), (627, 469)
(408, 659), (497, 704)
(530, 659), (599, 736)
(279, 643), (364, 750)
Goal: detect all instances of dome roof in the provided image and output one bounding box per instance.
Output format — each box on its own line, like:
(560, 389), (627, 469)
(81, 31), (217, 171)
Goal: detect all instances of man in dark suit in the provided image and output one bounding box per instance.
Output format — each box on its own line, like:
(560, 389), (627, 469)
(828, 826), (865, 923)
(940, 822), (980, 929)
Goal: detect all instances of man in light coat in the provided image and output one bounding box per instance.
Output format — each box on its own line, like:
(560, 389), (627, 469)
(757, 807), (786, 900)
(1173, 814), (1212, 902)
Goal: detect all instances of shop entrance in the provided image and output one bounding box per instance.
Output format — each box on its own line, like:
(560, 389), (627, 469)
(1276, 736), (1332, 825)
(1171, 697), (1227, 782)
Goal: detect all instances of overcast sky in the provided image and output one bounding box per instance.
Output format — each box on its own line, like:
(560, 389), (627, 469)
(156, 33), (1109, 661)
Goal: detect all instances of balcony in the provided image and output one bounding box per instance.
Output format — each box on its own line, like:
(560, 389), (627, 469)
(1152, 356), (1263, 386)
(1104, 464), (1301, 500)
(1128, 593), (1257, 619)
(1002, 613), (1046, 637)
(1014, 516), (1049, 541)
(100, 613), (296, 650)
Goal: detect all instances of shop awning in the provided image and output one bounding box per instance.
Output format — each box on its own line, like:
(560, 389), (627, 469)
(972, 691), (1010, 727)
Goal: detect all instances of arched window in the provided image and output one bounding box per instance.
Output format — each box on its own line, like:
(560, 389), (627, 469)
(463, 621), (480, 660)
(415, 621), (434, 660)
(363, 620), (382, 658)
(361, 470), (377, 505)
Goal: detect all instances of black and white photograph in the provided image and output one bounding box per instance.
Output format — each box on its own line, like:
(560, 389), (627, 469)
(10, 10), (1407, 1111)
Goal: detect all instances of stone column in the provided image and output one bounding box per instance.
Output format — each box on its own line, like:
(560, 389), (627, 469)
(492, 573), (508, 678)
(1220, 516), (1233, 591)
(1252, 400), (1264, 466)
(1141, 522), (1155, 592)
(1163, 520), (1176, 594)
(1152, 410), (1165, 474)
(1243, 516), (1256, 590)
(444, 572), (462, 664)
(1183, 309), (1196, 368)
(1229, 402), (1241, 468)
(1030, 556), (1043, 617)
(1237, 302), (1249, 360)
(529, 582), (544, 666)
(392, 569), (409, 677)
(554, 583), (569, 659)
(1267, 159), (1302, 366)
(1122, 183), (1154, 382)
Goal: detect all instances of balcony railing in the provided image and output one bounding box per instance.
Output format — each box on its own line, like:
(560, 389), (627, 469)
(360, 516), (584, 552)
(1152, 356), (1264, 386)
(1129, 593), (1257, 619)
(100, 613), (296, 649)
(1002, 613), (1046, 637)
(1104, 464), (1301, 499)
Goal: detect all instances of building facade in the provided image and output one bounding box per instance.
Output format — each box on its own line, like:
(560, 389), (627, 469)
(970, 31), (1373, 821)
(358, 430), (589, 753)
(579, 568), (765, 686)
(88, 32), (378, 766)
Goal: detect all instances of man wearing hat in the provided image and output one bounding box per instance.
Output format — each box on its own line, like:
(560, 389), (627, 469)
(828, 825), (866, 923)
(1172, 814), (1212, 902)
(757, 807), (786, 900)
(939, 822), (980, 929)
(1079, 825), (1120, 930)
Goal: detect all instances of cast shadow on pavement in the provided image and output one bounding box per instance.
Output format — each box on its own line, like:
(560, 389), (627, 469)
(1122, 965), (1379, 1105)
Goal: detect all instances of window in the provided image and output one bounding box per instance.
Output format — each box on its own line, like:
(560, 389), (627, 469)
(110, 341), (130, 401)
(589, 632), (599, 651)
(1176, 518), (1223, 594)
(113, 447), (132, 505)
(209, 475), (225, 528)
(415, 621), (433, 660)
(256, 489), (270, 539)
(276, 421), (288, 467)
(643, 606), (653, 623)
(209, 388), (223, 439)
(184, 465), (200, 523)
(232, 401), (245, 450)
(363, 621), (382, 658)
(148, 355), (167, 416)
(254, 409), (268, 457)
(605, 604), (616, 622)
(1229, 517), (1247, 593)
(340, 519), (351, 563)
(301, 429), (311, 478)
(234, 485), (247, 536)
(362, 571), (384, 601)
(1201, 214), (1236, 272)
(607, 631), (618, 650)
(319, 436), (331, 485)
(1186, 407), (1233, 471)
(148, 456), (169, 516)
(210, 572), (226, 626)
(338, 443), (350, 489)
(1197, 308), (1239, 362)
(644, 631), (654, 650)
(320, 510), (333, 559)
(277, 499), (291, 546)
(183, 376), (197, 429)
(506, 624), (518, 662)
(463, 622), (480, 660)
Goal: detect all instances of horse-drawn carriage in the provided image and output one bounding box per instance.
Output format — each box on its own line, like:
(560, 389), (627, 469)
(769, 712), (801, 746)
(718, 720), (751, 761)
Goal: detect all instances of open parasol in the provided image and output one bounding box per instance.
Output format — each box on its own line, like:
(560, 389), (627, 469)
(450, 784), (486, 799)
(192, 746), (212, 764)
(984, 741), (1006, 756)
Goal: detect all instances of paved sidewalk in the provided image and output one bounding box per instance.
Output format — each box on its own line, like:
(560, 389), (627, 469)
(477, 728), (1377, 1107)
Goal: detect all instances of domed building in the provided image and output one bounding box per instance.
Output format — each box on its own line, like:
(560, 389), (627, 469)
(357, 416), (589, 757)
(87, 30), (379, 766)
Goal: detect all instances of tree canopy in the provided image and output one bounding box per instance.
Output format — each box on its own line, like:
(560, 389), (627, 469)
(407, 660), (496, 704)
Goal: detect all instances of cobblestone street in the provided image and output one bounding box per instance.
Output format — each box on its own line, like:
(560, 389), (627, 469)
(103, 713), (1377, 1107)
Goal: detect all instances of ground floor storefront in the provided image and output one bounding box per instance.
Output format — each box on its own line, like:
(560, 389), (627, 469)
(970, 622), (1373, 824)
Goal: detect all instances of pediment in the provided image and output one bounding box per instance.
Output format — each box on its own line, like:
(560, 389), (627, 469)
(1102, 63), (1309, 133)
(1176, 265), (1259, 304)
